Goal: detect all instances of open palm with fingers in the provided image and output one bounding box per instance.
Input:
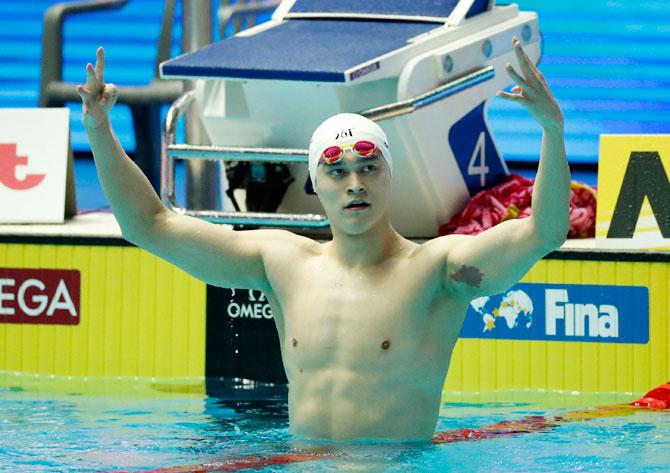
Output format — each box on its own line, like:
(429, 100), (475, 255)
(497, 37), (564, 133)
(76, 47), (118, 129)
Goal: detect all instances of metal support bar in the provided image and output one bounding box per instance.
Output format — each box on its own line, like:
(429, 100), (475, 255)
(360, 65), (494, 121)
(182, 0), (220, 210)
(160, 65), (495, 228)
(161, 91), (329, 228)
(168, 144), (308, 163)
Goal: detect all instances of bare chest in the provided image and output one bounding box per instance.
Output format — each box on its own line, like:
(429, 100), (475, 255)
(276, 261), (463, 374)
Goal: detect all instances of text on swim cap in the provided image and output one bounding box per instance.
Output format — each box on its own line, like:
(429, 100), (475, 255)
(335, 129), (353, 140)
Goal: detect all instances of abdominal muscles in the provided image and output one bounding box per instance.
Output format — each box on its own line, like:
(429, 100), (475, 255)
(286, 363), (445, 440)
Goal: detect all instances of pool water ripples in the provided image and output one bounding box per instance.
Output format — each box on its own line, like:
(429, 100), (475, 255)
(0, 383), (668, 472)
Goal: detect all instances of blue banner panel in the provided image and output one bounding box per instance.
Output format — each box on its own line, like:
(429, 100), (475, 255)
(460, 283), (649, 344)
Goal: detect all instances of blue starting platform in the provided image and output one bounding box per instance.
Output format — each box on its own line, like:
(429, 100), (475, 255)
(161, 20), (438, 83)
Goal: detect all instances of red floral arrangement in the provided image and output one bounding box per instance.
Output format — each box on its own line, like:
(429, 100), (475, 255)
(438, 174), (597, 238)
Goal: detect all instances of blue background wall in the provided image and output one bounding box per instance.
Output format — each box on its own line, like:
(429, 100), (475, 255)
(1, 0), (669, 209)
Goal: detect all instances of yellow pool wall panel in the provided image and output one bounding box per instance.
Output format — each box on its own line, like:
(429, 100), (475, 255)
(2, 238), (668, 395)
(0, 243), (206, 378)
(443, 257), (668, 394)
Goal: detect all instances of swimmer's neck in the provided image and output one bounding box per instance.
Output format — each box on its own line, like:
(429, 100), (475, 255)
(328, 214), (404, 267)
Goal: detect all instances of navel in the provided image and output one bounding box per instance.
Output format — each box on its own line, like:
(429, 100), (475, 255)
(381, 339), (391, 350)
(292, 338), (298, 347)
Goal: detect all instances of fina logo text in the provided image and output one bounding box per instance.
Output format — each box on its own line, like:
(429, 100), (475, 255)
(546, 288), (618, 338)
(462, 282), (647, 344)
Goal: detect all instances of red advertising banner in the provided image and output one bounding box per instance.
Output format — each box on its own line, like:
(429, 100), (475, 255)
(0, 268), (80, 325)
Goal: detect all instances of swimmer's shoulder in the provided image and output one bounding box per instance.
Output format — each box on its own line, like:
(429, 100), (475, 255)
(244, 228), (323, 259)
(415, 233), (473, 259)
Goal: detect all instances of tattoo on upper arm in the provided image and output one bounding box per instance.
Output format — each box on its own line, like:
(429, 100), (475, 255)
(450, 265), (484, 288)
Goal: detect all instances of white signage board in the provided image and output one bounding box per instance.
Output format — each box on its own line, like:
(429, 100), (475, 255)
(0, 108), (71, 223)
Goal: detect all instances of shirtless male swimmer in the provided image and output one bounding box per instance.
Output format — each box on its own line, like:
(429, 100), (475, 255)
(78, 37), (570, 441)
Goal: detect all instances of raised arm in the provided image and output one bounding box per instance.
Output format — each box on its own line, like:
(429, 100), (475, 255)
(442, 37), (571, 299)
(78, 48), (303, 291)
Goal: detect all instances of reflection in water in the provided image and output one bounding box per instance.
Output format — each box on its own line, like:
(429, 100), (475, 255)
(0, 378), (668, 472)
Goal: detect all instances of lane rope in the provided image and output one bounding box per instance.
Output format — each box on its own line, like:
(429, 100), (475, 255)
(101, 381), (670, 473)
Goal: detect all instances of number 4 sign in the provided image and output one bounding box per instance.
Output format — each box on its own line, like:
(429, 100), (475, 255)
(467, 131), (490, 187)
(449, 102), (507, 196)
(0, 108), (76, 223)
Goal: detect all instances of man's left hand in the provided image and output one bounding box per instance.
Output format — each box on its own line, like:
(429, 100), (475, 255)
(496, 37), (564, 133)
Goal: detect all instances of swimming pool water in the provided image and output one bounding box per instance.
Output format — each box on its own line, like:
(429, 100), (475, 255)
(1, 377), (668, 472)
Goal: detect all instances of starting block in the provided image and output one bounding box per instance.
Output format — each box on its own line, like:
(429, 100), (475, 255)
(160, 0), (540, 237)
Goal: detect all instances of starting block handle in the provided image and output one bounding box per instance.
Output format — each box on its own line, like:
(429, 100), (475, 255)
(171, 208), (329, 228)
(360, 65), (495, 121)
(167, 144), (308, 164)
(161, 91), (329, 228)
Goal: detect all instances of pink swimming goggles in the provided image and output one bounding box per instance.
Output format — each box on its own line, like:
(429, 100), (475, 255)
(319, 140), (380, 165)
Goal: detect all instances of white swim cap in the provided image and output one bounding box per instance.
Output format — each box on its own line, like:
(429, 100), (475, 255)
(308, 113), (393, 189)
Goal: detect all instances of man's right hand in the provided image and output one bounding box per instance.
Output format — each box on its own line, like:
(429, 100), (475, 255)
(77, 47), (118, 130)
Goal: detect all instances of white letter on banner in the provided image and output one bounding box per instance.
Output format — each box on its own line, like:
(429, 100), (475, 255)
(18, 279), (48, 316)
(253, 304), (263, 318)
(47, 279), (77, 316)
(228, 302), (240, 318)
(564, 303), (574, 336)
(0, 279), (16, 315)
(598, 305), (619, 338)
(576, 303), (599, 337)
(240, 305), (253, 318)
(545, 289), (568, 336)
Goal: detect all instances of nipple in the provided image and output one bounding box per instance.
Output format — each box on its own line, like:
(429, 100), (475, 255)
(381, 340), (390, 350)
